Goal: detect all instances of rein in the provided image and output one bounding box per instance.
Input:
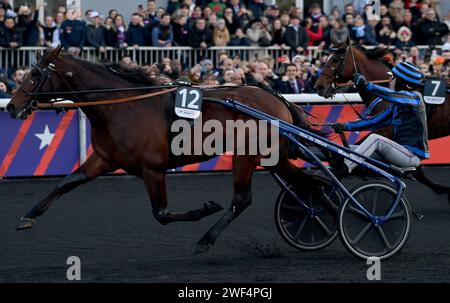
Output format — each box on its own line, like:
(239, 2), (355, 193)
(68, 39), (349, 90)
(37, 87), (178, 108)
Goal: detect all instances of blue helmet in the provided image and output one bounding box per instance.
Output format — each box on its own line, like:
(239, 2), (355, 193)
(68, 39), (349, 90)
(392, 62), (424, 86)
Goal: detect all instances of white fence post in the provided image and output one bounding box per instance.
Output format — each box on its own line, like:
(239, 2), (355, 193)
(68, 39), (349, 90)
(78, 109), (87, 165)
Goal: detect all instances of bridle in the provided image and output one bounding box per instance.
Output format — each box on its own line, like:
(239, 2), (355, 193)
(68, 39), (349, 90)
(320, 46), (353, 96)
(19, 62), (57, 98)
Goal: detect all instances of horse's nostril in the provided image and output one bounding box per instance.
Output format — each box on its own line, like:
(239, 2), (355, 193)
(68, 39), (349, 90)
(6, 103), (15, 114)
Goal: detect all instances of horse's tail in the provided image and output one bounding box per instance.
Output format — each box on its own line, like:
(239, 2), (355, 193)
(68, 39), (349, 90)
(253, 84), (328, 138)
(288, 103), (329, 138)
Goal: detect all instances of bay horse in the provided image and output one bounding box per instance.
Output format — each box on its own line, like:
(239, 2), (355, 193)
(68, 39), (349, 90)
(7, 46), (327, 254)
(315, 42), (450, 203)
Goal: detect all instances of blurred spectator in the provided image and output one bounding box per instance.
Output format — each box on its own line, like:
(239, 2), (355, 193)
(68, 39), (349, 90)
(113, 14), (128, 48)
(352, 0), (367, 15)
(189, 18), (213, 49)
(376, 15), (397, 45)
(231, 68), (244, 85)
(126, 13), (146, 48)
(321, 15), (334, 47)
(248, 61), (278, 88)
(17, 3), (42, 46)
(229, 27), (250, 46)
(308, 3), (323, 26)
(40, 15), (57, 48)
(208, 0), (226, 19)
(108, 9), (118, 19)
(203, 73), (219, 85)
(416, 8), (449, 46)
(147, 0), (158, 24)
(11, 67), (26, 89)
(409, 46), (424, 65)
(207, 13), (218, 31)
(0, 6), (6, 26)
(172, 15), (189, 46)
(223, 7), (241, 34)
(203, 6), (213, 21)
(248, 0), (266, 20)
(276, 63), (301, 94)
(85, 11), (106, 53)
(50, 12), (64, 49)
(213, 19), (230, 46)
(60, 8), (86, 55)
(246, 18), (271, 47)
(345, 13), (354, 26)
(330, 7), (341, 20)
(0, 0), (12, 11)
(188, 6), (203, 28)
(0, 17), (23, 48)
(350, 15), (378, 46)
(167, 0), (180, 16)
(366, 15), (382, 45)
(219, 68), (235, 84)
(0, 81), (10, 98)
(267, 5), (280, 24)
(270, 19), (286, 47)
(279, 13), (290, 27)
(103, 17), (116, 47)
(152, 13), (173, 47)
(343, 3), (355, 20)
(284, 16), (308, 54)
(305, 17), (323, 46)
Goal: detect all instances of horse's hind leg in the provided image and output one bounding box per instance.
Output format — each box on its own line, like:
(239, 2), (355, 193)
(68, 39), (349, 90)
(194, 156), (258, 254)
(143, 169), (224, 225)
(17, 152), (115, 230)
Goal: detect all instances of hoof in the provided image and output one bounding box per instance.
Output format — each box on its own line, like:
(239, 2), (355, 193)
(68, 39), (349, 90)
(193, 240), (211, 255)
(16, 217), (35, 231)
(204, 201), (223, 215)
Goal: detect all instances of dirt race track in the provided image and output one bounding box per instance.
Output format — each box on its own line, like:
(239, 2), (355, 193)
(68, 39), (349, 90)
(0, 167), (449, 282)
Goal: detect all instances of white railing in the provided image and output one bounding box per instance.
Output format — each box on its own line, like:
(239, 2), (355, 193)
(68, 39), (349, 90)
(0, 94), (364, 110)
(0, 46), (322, 71)
(0, 45), (439, 71)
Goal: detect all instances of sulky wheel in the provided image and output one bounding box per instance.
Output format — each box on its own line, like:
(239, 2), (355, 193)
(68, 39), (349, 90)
(275, 184), (342, 251)
(338, 181), (412, 260)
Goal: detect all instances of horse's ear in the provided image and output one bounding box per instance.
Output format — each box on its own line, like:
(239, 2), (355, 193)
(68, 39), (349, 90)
(36, 50), (42, 61)
(53, 45), (63, 56)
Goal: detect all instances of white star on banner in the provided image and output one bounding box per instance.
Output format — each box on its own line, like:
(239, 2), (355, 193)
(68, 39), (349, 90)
(35, 125), (55, 150)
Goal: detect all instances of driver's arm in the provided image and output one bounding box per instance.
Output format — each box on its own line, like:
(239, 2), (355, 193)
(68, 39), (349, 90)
(344, 104), (394, 131)
(366, 83), (420, 107)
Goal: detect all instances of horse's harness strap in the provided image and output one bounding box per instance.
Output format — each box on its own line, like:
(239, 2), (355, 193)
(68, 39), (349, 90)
(37, 87), (178, 108)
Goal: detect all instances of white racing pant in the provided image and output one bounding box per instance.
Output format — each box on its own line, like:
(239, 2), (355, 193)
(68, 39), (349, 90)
(345, 134), (421, 172)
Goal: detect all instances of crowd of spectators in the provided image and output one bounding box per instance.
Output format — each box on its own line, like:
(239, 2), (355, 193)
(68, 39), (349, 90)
(0, 0), (450, 98)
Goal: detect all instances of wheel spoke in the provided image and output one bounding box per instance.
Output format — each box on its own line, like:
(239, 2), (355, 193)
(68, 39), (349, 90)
(282, 220), (292, 228)
(386, 211), (405, 221)
(349, 222), (372, 245)
(348, 205), (369, 219)
(282, 204), (307, 213)
(372, 188), (381, 213)
(314, 216), (333, 235)
(294, 216), (309, 240)
(377, 226), (394, 250)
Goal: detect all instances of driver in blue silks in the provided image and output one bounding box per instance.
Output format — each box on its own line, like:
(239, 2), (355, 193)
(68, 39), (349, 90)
(332, 61), (429, 174)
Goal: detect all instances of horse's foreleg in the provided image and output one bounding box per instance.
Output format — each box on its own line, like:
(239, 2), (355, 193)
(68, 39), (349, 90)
(17, 153), (115, 230)
(143, 169), (223, 225)
(412, 165), (450, 203)
(194, 156), (258, 254)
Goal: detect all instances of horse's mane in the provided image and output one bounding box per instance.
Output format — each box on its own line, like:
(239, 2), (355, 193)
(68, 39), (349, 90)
(106, 63), (164, 86)
(354, 45), (388, 60)
(354, 45), (394, 68)
(62, 53), (165, 86)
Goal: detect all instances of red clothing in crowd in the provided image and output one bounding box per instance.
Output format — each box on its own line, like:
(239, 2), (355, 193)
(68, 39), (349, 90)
(306, 26), (323, 46)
